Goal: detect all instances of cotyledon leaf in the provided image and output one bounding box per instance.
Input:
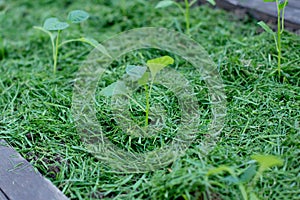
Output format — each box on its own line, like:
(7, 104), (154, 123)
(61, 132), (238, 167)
(100, 81), (128, 97)
(125, 65), (147, 81)
(67, 10), (89, 23)
(146, 56), (174, 79)
(251, 154), (283, 172)
(43, 18), (69, 31)
(138, 72), (150, 86)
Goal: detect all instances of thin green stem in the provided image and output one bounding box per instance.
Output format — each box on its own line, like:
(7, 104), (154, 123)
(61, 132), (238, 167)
(144, 84), (150, 126)
(276, 0), (281, 78)
(58, 38), (83, 48)
(172, 1), (190, 35)
(273, 34), (278, 52)
(184, 0), (191, 36)
(53, 30), (60, 74)
(145, 78), (155, 127)
(33, 26), (57, 71)
(281, 1), (287, 33)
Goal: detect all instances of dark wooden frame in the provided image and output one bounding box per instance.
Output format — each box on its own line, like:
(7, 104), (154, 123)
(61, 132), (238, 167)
(0, 140), (68, 200)
(199, 0), (300, 31)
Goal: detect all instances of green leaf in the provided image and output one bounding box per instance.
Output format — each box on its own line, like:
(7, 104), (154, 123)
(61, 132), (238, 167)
(79, 37), (111, 58)
(68, 10), (89, 23)
(138, 72), (150, 86)
(223, 175), (239, 184)
(146, 56), (174, 78)
(155, 0), (175, 9)
(258, 21), (274, 35)
(278, 0), (288, 10)
(239, 164), (257, 183)
(100, 81), (128, 97)
(251, 154), (283, 172)
(43, 18), (69, 31)
(206, 0), (216, 6)
(125, 65), (147, 81)
(263, 0), (276, 2)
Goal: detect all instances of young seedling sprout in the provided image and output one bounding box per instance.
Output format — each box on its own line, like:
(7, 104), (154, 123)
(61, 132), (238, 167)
(258, 0), (288, 78)
(100, 56), (174, 127)
(34, 10), (107, 73)
(155, 0), (216, 36)
(206, 154), (283, 200)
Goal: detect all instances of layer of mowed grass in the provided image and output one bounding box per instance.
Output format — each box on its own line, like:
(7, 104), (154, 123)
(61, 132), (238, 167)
(0, 0), (299, 199)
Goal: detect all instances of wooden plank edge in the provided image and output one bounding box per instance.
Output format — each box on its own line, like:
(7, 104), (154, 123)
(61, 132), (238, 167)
(0, 140), (69, 200)
(198, 0), (300, 33)
(0, 188), (9, 200)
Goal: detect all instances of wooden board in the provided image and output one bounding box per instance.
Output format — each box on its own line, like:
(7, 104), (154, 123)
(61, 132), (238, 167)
(0, 140), (68, 200)
(0, 189), (9, 200)
(200, 0), (300, 31)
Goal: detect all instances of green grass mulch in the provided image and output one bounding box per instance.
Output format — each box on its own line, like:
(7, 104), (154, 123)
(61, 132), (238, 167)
(0, 0), (299, 199)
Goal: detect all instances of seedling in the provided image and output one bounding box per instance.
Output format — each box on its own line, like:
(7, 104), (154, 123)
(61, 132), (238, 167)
(155, 0), (216, 36)
(258, 0), (288, 78)
(34, 10), (106, 73)
(100, 56), (174, 127)
(206, 154), (283, 200)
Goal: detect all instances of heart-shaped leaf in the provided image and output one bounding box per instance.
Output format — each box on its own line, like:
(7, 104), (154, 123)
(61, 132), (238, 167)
(126, 65), (147, 81)
(155, 0), (175, 9)
(239, 164), (257, 183)
(43, 18), (69, 31)
(146, 56), (174, 79)
(251, 154), (283, 173)
(138, 72), (150, 86)
(68, 10), (89, 23)
(223, 175), (239, 184)
(100, 81), (128, 97)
